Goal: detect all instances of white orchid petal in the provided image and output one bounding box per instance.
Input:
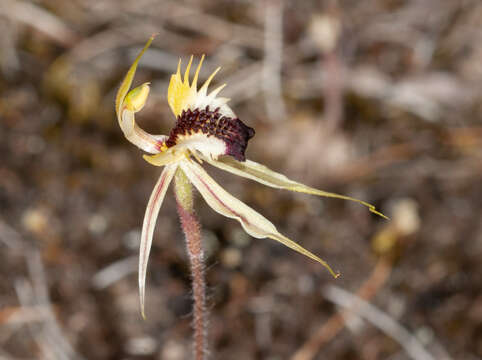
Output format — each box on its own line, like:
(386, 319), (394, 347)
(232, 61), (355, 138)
(143, 148), (186, 167)
(180, 160), (339, 278)
(192, 55), (205, 90)
(139, 164), (177, 318)
(183, 56), (194, 85)
(120, 110), (166, 154)
(203, 156), (387, 219)
(199, 67), (221, 96)
(208, 83), (226, 99)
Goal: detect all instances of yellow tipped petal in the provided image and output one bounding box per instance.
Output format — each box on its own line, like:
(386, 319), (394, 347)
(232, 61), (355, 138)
(200, 67), (221, 92)
(204, 156), (389, 220)
(183, 55), (193, 85)
(176, 58), (182, 78)
(180, 159), (339, 278)
(268, 233), (340, 278)
(167, 56), (235, 118)
(139, 164), (177, 318)
(168, 57), (198, 117)
(192, 55), (205, 89)
(208, 83), (227, 98)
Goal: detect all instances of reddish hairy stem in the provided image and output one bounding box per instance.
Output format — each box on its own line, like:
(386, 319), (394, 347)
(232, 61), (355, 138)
(175, 170), (207, 360)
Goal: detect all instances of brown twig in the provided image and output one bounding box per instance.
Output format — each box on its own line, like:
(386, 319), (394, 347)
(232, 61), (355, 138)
(322, 284), (438, 360)
(291, 257), (393, 360)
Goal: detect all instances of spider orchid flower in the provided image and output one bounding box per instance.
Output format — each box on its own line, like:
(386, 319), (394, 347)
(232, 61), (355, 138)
(115, 36), (387, 316)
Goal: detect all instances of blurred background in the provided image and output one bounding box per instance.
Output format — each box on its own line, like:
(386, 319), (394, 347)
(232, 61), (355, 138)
(1, 0), (481, 359)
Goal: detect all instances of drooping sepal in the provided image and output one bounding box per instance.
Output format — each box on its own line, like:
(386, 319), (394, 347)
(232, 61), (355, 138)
(202, 156), (388, 219)
(180, 159), (340, 278)
(139, 164), (177, 318)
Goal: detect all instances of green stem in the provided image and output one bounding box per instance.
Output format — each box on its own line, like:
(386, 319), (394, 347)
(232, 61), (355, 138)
(174, 168), (206, 360)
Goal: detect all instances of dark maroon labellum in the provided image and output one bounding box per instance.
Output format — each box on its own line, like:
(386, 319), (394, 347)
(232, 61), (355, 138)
(166, 106), (255, 161)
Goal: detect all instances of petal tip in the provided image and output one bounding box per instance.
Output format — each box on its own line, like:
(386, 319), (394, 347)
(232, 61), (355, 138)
(369, 207), (389, 220)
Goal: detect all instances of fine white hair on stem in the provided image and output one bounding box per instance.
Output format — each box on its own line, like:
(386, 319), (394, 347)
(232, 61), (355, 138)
(263, 0), (286, 121)
(322, 285), (441, 360)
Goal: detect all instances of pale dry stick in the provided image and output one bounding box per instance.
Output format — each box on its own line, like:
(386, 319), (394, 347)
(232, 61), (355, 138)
(46, 23), (159, 68)
(0, 0), (79, 47)
(322, 284), (438, 360)
(24, 250), (85, 360)
(0, 305), (48, 352)
(218, 40), (309, 107)
(249, 296), (274, 350)
(145, 0), (265, 50)
(3, 227), (82, 359)
(291, 258), (393, 360)
(0, 18), (20, 75)
(15, 279), (65, 360)
(92, 255), (137, 290)
(221, 63), (264, 106)
(67, 24), (193, 64)
(263, 0), (287, 122)
(0, 219), (24, 250)
(0, 305), (50, 326)
(325, 143), (416, 186)
(322, 50), (344, 133)
(174, 169), (207, 360)
(288, 64), (475, 122)
(310, 10), (344, 132)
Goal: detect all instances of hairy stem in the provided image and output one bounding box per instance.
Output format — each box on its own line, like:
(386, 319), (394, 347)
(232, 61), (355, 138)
(174, 168), (207, 360)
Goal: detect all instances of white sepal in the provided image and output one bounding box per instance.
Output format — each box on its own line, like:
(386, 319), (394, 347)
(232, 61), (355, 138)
(202, 156), (387, 219)
(179, 159), (339, 277)
(139, 163), (177, 318)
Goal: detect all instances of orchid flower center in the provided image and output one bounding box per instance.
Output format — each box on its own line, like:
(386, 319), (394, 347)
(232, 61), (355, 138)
(164, 105), (255, 162)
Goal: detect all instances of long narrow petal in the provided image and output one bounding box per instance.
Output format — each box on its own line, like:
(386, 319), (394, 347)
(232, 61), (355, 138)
(191, 55), (205, 90)
(180, 160), (339, 278)
(202, 156), (388, 219)
(139, 164), (177, 318)
(115, 35), (165, 153)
